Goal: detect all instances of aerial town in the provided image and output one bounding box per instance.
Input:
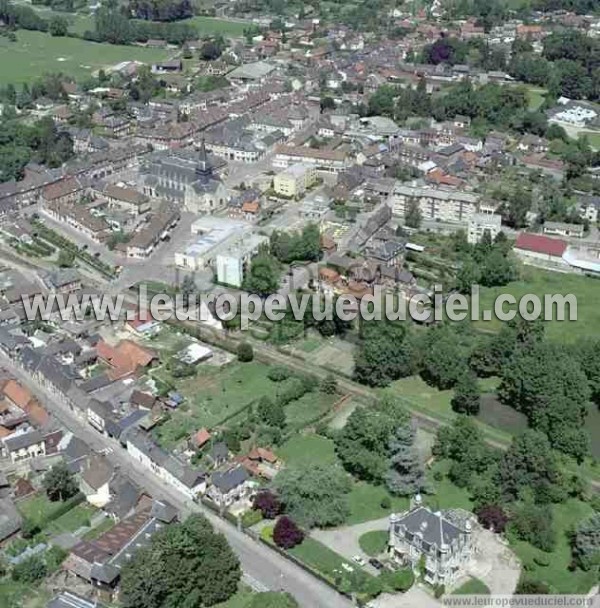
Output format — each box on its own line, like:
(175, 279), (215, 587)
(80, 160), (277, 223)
(0, 0), (599, 606)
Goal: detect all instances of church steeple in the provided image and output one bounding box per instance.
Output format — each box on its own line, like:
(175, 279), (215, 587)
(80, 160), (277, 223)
(196, 139), (213, 184)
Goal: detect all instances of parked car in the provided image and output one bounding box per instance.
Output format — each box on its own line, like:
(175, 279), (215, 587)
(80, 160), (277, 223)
(352, 555), (366, 566)
(369, 558), (384, 570)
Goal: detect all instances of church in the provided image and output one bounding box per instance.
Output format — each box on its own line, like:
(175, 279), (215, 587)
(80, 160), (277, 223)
(140, 142), (229, 215)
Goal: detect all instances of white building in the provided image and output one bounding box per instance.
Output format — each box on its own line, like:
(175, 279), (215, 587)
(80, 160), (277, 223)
(467, 212), (502, 244)
(215, 233), (269, 287)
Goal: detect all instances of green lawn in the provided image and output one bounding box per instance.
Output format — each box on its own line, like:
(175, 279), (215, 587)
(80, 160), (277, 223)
(288, 536), (374, 593)
(346, 482), (409, 526)
(580, 131), (600, 151)
(452, 577), (490, 595)
(477, 266), (600, 343)
(284, 391), (338, 430)
(0, 30), (171, 85)
(184, 16), (248, 37)
(277, 434), (339, 466)
(17, 494), (71, 528)
(358, 530), (389, 557)
(46, 504), (96, 535)
(509, 498), (597, 594)
(425, 460), (474, 512)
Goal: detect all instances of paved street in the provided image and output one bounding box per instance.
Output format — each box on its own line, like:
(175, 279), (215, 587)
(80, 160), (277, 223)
(0, 352), (351, 608)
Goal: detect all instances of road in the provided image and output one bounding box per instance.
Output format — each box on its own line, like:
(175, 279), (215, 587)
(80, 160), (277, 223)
(0, 353), (352, 608)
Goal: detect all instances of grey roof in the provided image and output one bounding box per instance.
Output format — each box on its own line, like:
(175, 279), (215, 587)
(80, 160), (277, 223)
(0, 497), (22, 541)
(4, 430), (43, 452)
(104, 474), (140, 520)
(150, 499), (178, 523)
(90, 562), (120, 585)
(211, 465), (248, 494)
(38, 356), (79, 393)
(209, 441), (229, 462)
(46, 591), (107, 608)
(63, 435), (91, 473)
(392, 506), (464, 549)
(80, 372), (113, 394)
(20, 346), (43, 373)
(45, 268), (80, 289)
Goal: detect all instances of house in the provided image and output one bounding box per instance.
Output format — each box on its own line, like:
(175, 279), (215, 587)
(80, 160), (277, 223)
(42, 177), (85, 206)
(190, 427), (211, 450)
(513, 233), (569, 267)
(542, 221), (584, 239)
(238, 447), (281, 480)
(389, 497), (474, 588)
(207, 441), (229, 467)
(2, 429), (46, 462)
(80, 454), (114, 508)
(207, 465), (253, 507)
(95, 340), (158, 380)
(467, 212), (502, 245)
(125, 312), (161, 337)
(46, 591), (107, 608)
(44, 268), (82, 293)
(274, 163), (318, 198)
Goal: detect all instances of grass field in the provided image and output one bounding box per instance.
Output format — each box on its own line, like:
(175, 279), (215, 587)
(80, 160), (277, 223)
(346, 482), (409, 525)
(358, 530), (389, 556)
(82, 516), (115, 541)
(525, 86), (546, 111)
(0, 30), (171, 85)
(580, 131), (600, 150)
(183, 16), (248, 37)
(478, 266), (600, 343)
(277, 434), (339, 466)
(509, 498), (597, 594)
(17, 493), (72, 528)
(0, 581), (51, 608)
(46, 504), (95, 535)
(288, 536), (374, 593)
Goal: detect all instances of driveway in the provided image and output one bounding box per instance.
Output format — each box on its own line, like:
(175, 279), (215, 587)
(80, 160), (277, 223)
(311, 517), (389, 568)
(372, 586), (442, 608)
(462, 527), (521, 595)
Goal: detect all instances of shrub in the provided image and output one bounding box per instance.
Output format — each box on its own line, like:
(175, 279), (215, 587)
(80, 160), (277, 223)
(273, 516), (304, 550)
(320, 374), (338, 394)
(237, 342), (254, 362)
(475, 504), (509, 533)
(268, 366), (292, 382)
(380, 496), (391, 509)
(533, 553), (551, 567)
(253, 491), (281, 520)
(241, 509), (263, 529)
(359, 530), (389, 557)
(20, 519), (41, 540)
(515, 577), (551, 594)
(434, 584), (445, 598)
(11, 555), (47, 583)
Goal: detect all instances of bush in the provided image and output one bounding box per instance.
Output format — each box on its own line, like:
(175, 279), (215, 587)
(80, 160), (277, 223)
(241, 509), (263, 529)
(533, 553), (551, 567)
(237, 342), (254, 362)
(515, 577), (551, 594)
(380, 496), (391, 509)
(11, 555), (47, 583)
(268, 366), (292, 382)
(434, 584), (445, 598)
(273, 516), (304, 550)
(20, 519), (41, 539)
(320, 374), (338, 394)
(381, 568), (414, 593)
(253, 490), (281, 519)
(475, 504), (509, 533)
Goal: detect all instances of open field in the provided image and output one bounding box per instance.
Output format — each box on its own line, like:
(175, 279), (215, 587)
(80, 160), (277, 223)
(17, 493), (73, 528)
(580, 131), (600, 150)
(477, 266), (600, 343)
(525, 86), (546, 111)
(182, 16), (248, 37)
(46, 503), (95, 535)
(0, 30), (171, 85)
(0, 581), (51, 608)
(509, 498), (597, 594)
(277, 434), (339, 466)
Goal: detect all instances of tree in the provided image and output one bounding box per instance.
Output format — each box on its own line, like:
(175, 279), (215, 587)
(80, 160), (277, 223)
(475, 504), (509, 533)
(354, 321), (415, 387)
(510, 499), (556, 552)
(57, 248), (75, 268)
(242, 253), (280, 296)
(248, 593), (298, 608)
(49, 15), (68, 36)
(273, 516), (304, 549)
(253, 490), (281, 519)
(451, 373), (480, 415)
(120, 514), (240, 608)
(420, 325), (469, 390)
(320, 374), (337, 394)
(572, 512), (600, 571)
(404, 199), (422, 229)
(237, 342), (254, 362)
(257, 396), (285, 428)
(180, 275), (196, 306)
(335, 397), (407, 484)
(43, 462), (78, 502)
(386, 419), (426, 496)
(272, 464), (352, 528)
(498, 430), (564, 504)
(11, 555), (47, 583)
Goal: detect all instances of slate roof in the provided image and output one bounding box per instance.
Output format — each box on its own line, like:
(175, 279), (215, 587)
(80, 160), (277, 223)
(4, 429), (43, 452)
(211, 465), (248, 494)
(392, 506), (464, 549)
(46, 591), (107, 608)
(0, 497), (22, 541)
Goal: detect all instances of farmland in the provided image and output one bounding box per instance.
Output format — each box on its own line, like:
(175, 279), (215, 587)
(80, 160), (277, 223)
(0, 30), (172, 85)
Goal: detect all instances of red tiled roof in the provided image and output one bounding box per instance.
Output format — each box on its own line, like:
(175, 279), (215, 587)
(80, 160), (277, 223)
(515, 233), (567, 257)
(193, 427), (211, 448)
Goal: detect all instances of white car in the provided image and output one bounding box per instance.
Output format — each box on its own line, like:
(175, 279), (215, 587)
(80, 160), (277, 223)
(352, 555), (366, 566)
